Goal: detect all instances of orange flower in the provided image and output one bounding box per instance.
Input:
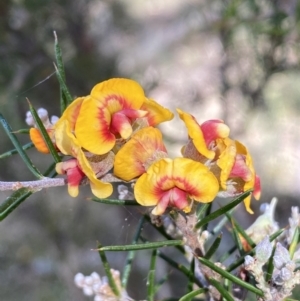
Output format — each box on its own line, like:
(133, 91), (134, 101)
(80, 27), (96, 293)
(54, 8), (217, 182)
(134, 158), (219, 215)
(55, 120), (113, 198)
(178, 109), (261, 214)
(114, 127), (168, 181)
(29, 128), (54, 154)
(74, 78), (173, 155)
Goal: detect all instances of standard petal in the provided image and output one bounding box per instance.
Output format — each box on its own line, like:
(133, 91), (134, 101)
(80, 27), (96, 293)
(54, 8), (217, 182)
(141, 98), (174, 126)
(75, 98), (116, 155)
(91, 78), (146, 110)
(114, 127), (168, 181)
(55, 96), (85, 132)
(172, 158), (219, 203)
(134, 158), (174, 206)
(177, 109), (215, 160)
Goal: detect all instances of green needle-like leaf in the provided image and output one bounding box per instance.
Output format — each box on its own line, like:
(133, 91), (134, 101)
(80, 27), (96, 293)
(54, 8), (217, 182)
(27, 101), (61, 164)
(179, 288), (206, 301)
(99, 240), (183, 251)
(0, 113), (43, 179)
(121, 216), (145, 288)
(54, 63), (73, 106)
(0, 142), (34, 159)
(198, 257), (263, 296)
(157, 250), (202, 287)
(12, 129), (30, 134)
(230, 218), (245, 256)
(91, 197), (139, 206)
(228, 214), (255, 250)
(0, 188), (33, 221)
(154, 274), (169, 294)
(147, 249), (157, 301)
(187, 258), (195, 293)
(205, 234), (222, 259)
(289, 226), (299, 259)
(219, 245), (237, 263)
(209, 278), (235, 301)
(195, 190), (252, 229)
(53, 31), (68, 113)
(266, 245), (276, 282)
(98, 244), (120, 297)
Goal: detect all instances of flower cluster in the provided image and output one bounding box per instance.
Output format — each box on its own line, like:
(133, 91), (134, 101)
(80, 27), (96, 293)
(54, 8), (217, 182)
(74, 270), (133, 301)
(28, 78), (261, 214)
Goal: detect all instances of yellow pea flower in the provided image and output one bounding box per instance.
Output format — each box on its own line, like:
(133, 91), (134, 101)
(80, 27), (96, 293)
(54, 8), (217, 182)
(114, 127), (168, 181)
(134, 157), (219, 215)
(74, 78), (173, 155)
(55, 120), (113, 199)
(177, 108), (261, 214)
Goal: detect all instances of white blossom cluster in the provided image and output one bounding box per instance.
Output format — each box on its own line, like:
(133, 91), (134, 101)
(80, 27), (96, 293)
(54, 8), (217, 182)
(25, 108), (58, 129)
(74, 270), (133, 301)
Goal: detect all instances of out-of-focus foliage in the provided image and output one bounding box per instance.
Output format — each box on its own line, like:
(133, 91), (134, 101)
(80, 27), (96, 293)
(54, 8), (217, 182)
(1, 0), (300, 300)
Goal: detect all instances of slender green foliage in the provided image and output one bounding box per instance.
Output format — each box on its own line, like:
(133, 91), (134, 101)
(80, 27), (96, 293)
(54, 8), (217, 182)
(0, 142), (34, 159)
(0, 113), (43, 179)
(204, 234), (222, 260)
(198, 257), (263, 296)
(121, 216), (145, 288)
(195, 190), (252, 229)
(99, 240), (183, 251)
(147, 249), (157, 301)
(97, 244), (120, 297)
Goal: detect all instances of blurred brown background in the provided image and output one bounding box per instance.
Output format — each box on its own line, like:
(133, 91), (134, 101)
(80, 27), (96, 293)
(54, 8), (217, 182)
(1, 0), (300, 300)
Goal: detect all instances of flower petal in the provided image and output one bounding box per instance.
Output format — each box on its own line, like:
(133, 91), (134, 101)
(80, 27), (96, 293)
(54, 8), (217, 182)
(172, 158), (219, 203)
(91, 78), (146, 110)
(114, 127), (168, 181)
(29, 128), (50, 154)
(216, 138), (237, 190)
(134, 158), (174, 206)
(56, 120), (113, 198)
(134, 158), (219, 213)
(75, 98), (115, 155)
(177, 109), (215, 160)
(200, 120), (230, 146)
(141, 98), (174, 126)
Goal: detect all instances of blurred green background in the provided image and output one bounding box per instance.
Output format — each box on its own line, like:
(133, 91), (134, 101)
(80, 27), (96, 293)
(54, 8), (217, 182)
(1, 0), (300, 300)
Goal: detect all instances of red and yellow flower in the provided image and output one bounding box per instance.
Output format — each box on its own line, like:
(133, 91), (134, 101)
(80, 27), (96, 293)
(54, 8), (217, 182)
(55, 120), (113, 198)
(114, 127), (168, 181)
(134, 157), (219, 215)
(177, 109), (261, 213)
(74, 78), (173, 155)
